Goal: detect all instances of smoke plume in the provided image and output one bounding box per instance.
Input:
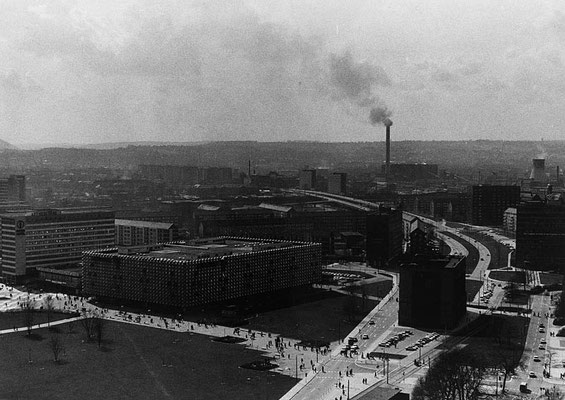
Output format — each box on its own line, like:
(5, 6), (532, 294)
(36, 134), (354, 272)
(369, 106), (392, 125)
(329, 51), (392, 125)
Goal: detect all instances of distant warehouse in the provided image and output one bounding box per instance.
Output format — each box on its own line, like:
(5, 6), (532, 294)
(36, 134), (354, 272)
(82, 237), (322, 308)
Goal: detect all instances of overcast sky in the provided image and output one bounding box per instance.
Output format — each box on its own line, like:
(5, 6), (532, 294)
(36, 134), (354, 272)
(1, 0), (565, 146)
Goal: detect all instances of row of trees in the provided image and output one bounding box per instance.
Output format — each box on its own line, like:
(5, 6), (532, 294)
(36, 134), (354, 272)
(18, 296), (106, 363)
(412, 349), (484, 400)
(412, 347), (563, 400)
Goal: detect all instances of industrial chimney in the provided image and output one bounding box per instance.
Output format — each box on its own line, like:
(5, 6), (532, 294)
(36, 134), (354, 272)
(384, 118), (393, 182)
(530, 158), (547, 183)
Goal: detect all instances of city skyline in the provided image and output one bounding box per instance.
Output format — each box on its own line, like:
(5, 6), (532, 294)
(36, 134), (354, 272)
(1, 0), (565, 147)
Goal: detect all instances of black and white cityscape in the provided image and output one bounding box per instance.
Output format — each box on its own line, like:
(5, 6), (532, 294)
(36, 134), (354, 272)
(0, 1), (564, 399)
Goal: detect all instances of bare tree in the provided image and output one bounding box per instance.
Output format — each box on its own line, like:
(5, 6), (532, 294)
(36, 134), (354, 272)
(80, 311), (97, 341)
(80, 311), (105, 347)
(43, 295), (55, 328)
(20, 296), (36, 336)
(67, 320), (76, 334)
(94, 317), (105, 348)
(547, 386), (565, 400)
(411, 348), (485, 400)
(48, 333), (65, 363)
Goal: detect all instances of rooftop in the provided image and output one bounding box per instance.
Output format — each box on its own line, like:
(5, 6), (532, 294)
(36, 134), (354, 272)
(115, 219), (175, 230)
(96, 237), (313, 261)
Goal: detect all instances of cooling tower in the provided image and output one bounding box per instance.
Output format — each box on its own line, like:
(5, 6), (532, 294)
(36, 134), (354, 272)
(530, 158), (547, 183)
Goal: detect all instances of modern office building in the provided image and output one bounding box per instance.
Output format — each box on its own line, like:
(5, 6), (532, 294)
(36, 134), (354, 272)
(299, 169), (317, 190)
(516, 196), (565, 271)
(0, 208), (115, 283)
(115, 219), (178, 246)
(82, 237), (322, 308)
(0, 175), (26, 202)
(471, 185), (520, 226)
(399, 255), (467, 329)
(366, 208), (403, 268)
(502, 207), (517, 237)
(328, 173), (347, 195)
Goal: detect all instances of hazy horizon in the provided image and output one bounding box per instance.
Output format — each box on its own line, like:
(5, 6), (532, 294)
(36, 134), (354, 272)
(2, 1), (565, 146)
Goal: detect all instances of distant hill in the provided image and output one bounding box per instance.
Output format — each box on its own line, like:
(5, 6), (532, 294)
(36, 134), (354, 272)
(80, 141), (211, 150)
(16, 141), (209, 150)
(0, 139), (18, 150)
(0, 140), (563, 179)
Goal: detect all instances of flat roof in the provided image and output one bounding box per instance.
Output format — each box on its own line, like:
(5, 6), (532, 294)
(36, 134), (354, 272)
(115, 219), (174, 229)
(103, 237), (314, 261)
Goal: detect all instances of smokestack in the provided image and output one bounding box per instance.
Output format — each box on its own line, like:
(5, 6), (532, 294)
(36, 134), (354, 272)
(530, 158), (547, 183)
(384, 118), (393, 182)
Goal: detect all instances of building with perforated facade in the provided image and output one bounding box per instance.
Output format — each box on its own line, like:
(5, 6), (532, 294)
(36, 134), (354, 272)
(82, 237), (321, 308)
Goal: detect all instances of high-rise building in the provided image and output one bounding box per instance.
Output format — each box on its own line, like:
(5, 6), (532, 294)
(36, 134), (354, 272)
(83, 237), (322, 308)
(516, 196), (565, 271)
(471, 185), (520, 226)
(115, 219), (179, 246)
(0, 208), (115, 283)
(299, 169), (316, 190)
(0, 175), (26, 202)
(366, 208), (403, 268)
(399, 255), (467, 329)
(502, 207), (517, 237)
(328, 173), (347, 195)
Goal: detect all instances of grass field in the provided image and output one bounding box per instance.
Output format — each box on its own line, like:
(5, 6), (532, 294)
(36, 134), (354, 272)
(466, 279), (483, 302)
(539, 273), (563, 286)
(489, 270), (526, 284)
(0, 310), (77, 331)
(244, 292), (378, 343)
(0, 320), (296, 400)
(347, 279), (393, 298)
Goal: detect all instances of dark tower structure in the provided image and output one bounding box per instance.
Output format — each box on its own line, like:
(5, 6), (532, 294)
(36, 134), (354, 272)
(384, 118), (393, 183)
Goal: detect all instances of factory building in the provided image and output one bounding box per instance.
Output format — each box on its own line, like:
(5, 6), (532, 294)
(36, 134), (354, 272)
(0, 208), (115, 283)
(82, 237), (322, 308)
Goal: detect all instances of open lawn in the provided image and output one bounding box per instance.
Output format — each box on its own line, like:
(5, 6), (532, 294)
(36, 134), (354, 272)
(539, 273), (563, 286)
(0, 321), (296, 400)
(0, 310), (77, 330)
(347, 279), (393, 298)
(466, 279), (482, 302)
(452, 314), (529, 368)
(489, 270), (526, 284)
(244, 291), (379, 343)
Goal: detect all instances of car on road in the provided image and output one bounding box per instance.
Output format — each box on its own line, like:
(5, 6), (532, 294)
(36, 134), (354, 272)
(406, 345), (418, 351)
(369, 320), (375, 325)
(540, 339), (547, 344)
(539, 328), (546, 333)
(529, 371), (536, 378)
(533, 356), (541, 362)
(362, 334), (369, 339)
(538, 344), (545, 350)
